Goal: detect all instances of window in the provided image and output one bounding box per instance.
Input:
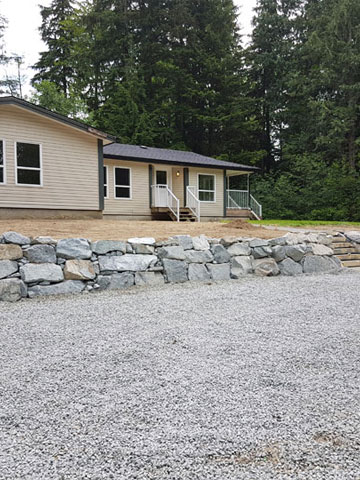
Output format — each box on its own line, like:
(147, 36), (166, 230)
(198, 174), (215, 202)
(104, 166), (108, 198)
(114, 167), (131, 199)
(0, 140), (4, 184)
(16, 142), (41, 186)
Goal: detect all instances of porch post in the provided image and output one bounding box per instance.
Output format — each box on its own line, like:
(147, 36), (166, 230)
(184, 167), (189, 207)
(149, 164), (153, 208)
(223, 170), (227, 218)
(247, 173), (251, 209)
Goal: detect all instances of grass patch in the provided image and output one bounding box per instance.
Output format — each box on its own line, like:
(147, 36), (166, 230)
(249, 219), (360, 227)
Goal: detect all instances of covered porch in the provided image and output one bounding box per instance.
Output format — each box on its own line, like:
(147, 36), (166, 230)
(226, 171), (262, 220)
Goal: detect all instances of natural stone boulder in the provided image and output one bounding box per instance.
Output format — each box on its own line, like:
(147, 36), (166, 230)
(64, 260), (96, 280)
(0, 260), (18, 280)
(253, 258), (280, 277)
(162, 259), (188, 283)
(28, 280), (85, 298)
(128, 237), (156, 245)
(132, 243), (155, 255)
(31, 236), (57, 245)
(345, 231), (360, 244)
(192, 235), (210, 251)
(278, 258), (303, 276)
(231, 256), (253, 278)
(2, 231), (30, 245)
(211, 244), (231, 264)
(284, 232), (305, 245)
(249, 238), (269, 248)
(135, 271), (165, 286)
(157, 246), (186, 261)
(220, 236), (239, 247)
(302, 256), (341, 274)
(285, 245), (307, 262)
(252, 246), (273, 259)
(0, 244), (23, 261)
(310, 244), (334, 256)
(269, 237), (287, 247)
(24, 245), (56, 263)
(271, 245), (286, 262)
(207, 263), (231, 281)
(97, 273), (134, 290)
(227, 243), (251, 256)
(20, 263), (64, 283)
(172, 235), (193, 250)
(317, 233), (333, 246)
(185, 249), (213, 264)
(303, 233), (319, 243)
(57, 238), (91, 259)
(91, 240), (126, 255)
(0, 278), (24, 302)
(99, 254), (157, 272)
(188, 263), (211, 281)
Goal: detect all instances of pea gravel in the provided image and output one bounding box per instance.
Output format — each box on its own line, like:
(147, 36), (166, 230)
(0, 271), (359, 480)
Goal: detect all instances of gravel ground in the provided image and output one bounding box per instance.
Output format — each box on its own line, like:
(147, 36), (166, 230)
(0, 272), (359, 480)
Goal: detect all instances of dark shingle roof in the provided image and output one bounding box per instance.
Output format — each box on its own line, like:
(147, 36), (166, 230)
(104, 143), (258, 171)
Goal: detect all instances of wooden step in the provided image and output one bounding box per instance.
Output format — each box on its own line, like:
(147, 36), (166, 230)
(331, 242), (354, 248)
(335, 253), (360, 261)
(332, 236), (347, 243)
(341, 259), (360, 268)
(333, 247), (358, 254)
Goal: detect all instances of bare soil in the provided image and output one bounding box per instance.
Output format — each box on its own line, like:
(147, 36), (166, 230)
(0, 218), (282, 241)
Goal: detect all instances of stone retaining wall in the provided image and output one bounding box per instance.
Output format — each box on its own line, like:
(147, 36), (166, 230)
(0, 231), (342, 302)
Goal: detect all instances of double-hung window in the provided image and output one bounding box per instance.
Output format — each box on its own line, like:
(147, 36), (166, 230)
(104, 166), (108, 198)
(16, 142), (42, 186)
(198, 174), (215, 202)
(0, 140), (5, 184)
(114, 167), (131, 199)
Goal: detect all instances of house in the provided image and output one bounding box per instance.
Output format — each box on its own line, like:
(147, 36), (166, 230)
(0, 96), (261, 221)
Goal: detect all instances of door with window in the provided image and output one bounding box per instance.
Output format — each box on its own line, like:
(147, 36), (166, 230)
(154, 168), (170, 207)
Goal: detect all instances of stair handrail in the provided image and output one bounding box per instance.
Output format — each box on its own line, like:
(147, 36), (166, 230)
(250, 194), (262, 220)
(227, 191), (242, 209)
(186, 186), (201, 222)
(166, 186), (180, 222)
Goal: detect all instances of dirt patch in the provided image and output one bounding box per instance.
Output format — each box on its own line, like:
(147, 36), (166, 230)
(0, 219), (281, 241)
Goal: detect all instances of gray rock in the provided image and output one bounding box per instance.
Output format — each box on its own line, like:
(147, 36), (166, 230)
(285, 245), (307, 262)
(252, 246), (273, 259)
(317, 233), (333, 246)
(24, 245), (56, 264)
(0, 260), (18, 280)
(0, 278), (23, 302)
(249, 238), (269, 248)
(345, 231), (360, 244)
(28, 280), (85, 298)
(253, 258), (280, 277)
(0, 244), (23, 260)
(99, 254), (157, 272)
(188, 264), (211, 282)
(126, 243), (133, 253)
(278, 258), (303, 276)
(155, 238), (179, 247)
(162, 259), (188, 283)
(185, 249), (213, 264)
(269, 237), (287, 247)
(271, 245), (286, 262)
(192, 235), (210, 251)
(227, 243), (251, 256)
(172, 235), (193, 250)
(64, 260), (96, 280)
(231, 256), (253, 278)
(220, 236), (239, 247)
(157, 246), (186, 261)
(2, 231), (30, 245)
(31, 236), (57, 245)
(128, 237), (156, 245)
(207, 263), (231, 281)
(135, 271), (165, 286)
(91, 240), (126, 255)
(211, 244), (231, 264)
(302, 256), (341, 274)
(132, 243), (155, 255)
(57, 238), (91, 260)
(97, 273), (135, 290)
(310, 244), (334, 256)
(20, 263), (64, 284)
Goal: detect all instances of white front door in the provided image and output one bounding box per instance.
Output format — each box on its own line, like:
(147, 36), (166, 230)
(155, 169), (171, 207)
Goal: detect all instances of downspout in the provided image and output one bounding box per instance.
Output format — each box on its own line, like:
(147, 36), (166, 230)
(223, 169), (227, 218)
(149, 165), (153, 208)
(98, 139), (104, 211)
(184, 168), (189, 207)
(247, 174), (251, 210)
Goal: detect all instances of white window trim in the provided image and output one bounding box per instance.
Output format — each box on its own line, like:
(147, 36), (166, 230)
(15, 141), (43, 187)
(114, 166), (132, 200)
(104, 165), (108, 199)
(0, 139), (6, 185)
(197, 173), (216, 203)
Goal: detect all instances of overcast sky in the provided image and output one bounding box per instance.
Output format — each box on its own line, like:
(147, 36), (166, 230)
(1, 0), (256, 95)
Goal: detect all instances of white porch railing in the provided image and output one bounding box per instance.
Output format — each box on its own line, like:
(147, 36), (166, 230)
(186, 186), (201, 222)
(152, 184), (180, 222)
(227, 189), (262, 220)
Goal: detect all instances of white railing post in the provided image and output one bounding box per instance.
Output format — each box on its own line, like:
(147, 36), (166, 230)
(186, 185), (200, 221)
(227, 189), (262, 219)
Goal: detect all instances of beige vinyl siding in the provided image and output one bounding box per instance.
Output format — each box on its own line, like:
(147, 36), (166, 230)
(189, 167), (224, 217)
(0, 105), (99, 210)
(171, 167), (184, 206)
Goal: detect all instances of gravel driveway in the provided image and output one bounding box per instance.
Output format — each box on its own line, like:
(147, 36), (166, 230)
(0, 272), (359, 479)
